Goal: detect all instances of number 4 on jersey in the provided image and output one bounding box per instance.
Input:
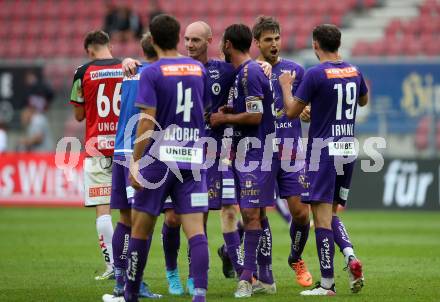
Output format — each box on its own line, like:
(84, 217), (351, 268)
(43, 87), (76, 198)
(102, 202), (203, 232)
(176, 81), (193, 122)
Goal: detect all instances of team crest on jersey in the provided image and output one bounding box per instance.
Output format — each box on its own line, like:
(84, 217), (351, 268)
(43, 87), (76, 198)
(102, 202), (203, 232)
(212, 83), (221, 95)
(245, 180), (253, 188)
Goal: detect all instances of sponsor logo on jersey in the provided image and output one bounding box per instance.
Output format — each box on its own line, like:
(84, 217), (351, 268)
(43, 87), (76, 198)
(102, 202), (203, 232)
(123, 73), (141, 81)
(90, 69), (123, 80)
(325, 67), (358, 79)
(97, 135), (116, 150)
(328, 141), (356, 156)
(89, 185), (112, 198)
(161, 64), (202, 76)
(159, 146), (203, 164)
(208, 69), (220, 80)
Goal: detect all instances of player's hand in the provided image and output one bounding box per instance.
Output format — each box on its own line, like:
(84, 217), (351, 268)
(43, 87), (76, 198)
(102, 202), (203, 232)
(210, 112), (226, 128)
(122, 58), (141, 77)
(257, 60), (272, 78)
(279, 70), (296, 88)
(218, 105), (234, 114)
(129, 160), (142, 191)
(300, 105), (311, 123)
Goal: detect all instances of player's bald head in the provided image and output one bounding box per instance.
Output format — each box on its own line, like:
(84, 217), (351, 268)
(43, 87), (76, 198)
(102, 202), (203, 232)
(185, 21), (212, 39)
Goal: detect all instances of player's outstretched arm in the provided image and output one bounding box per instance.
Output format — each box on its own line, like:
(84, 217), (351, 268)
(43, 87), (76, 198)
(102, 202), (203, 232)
(122, 57), (142, 77)
(279, 71), (306, 119)
(210, 110), (262, 128)
(130, 107), (157, 190)
(358, 94), (368, 107)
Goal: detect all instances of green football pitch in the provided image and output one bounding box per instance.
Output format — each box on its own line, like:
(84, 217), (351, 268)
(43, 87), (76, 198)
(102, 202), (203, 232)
(0, 208), (439, 302)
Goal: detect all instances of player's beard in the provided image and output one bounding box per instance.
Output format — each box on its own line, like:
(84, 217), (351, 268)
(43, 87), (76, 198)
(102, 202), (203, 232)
(314, 50), (320, 61)
(223, 50), (232, 63)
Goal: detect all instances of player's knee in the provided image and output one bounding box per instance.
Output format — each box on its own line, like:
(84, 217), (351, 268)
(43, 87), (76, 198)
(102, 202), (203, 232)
(221, 206), (237, 223)
(241, 209), (261, 228)
(165, 212), (181, 227)
(291, 206), (309, 225)
(119, 209), (131, 226)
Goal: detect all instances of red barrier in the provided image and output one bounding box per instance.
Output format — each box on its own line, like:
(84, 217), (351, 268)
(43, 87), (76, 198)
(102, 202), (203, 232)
(0, 153), (84, 207)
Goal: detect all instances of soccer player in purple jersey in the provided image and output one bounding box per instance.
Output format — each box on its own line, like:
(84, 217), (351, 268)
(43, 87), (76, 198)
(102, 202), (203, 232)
(252, 16), (313, 289)
(184, 21), (244, 280)
(280, 24), (368, 296)
(104, 15), (210, 302)
(210, 24), (276, 298)
(102, 33), (162, 301)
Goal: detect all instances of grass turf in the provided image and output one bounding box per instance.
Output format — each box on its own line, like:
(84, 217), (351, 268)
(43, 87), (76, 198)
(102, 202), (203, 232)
(0, 208), (439, 302)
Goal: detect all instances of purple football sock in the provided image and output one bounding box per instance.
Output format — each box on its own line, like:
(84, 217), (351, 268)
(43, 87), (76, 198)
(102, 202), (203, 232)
(112, 222), (131, 286)
(331, 215), (353, 252)
(315, 228), (335, 279)
(289, 220), (310, 262)
(162, 223), (180, 271)
(223, 231), (243, 275)
(125, 238), (149, 302)
(189, 234), (209, 289)
(240, 229), (262, 283)
(257, 217), (273, 284)
(237, 221), (244, 242)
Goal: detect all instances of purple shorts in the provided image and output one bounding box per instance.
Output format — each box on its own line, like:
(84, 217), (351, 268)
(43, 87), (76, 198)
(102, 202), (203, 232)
(162, 197), (174, 212)
(207, 158), (237, 210)
(133, 168), (208, 216)
(273, 160), (305, 199)
(233, 160), (275, 209)
(301, 160), (355, 206)
(110, 154), (134, 210)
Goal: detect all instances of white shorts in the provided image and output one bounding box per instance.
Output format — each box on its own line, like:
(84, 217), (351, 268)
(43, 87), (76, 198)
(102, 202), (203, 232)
(84, 157), (113, 207)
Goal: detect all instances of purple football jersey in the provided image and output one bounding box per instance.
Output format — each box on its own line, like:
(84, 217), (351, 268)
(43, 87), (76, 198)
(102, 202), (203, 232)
(229, 60), (275, 162)
(294, 61), (368, 163)
(271, 58), (304, 159)
(136, 57), (209, 170)
(205, 59), (235, 155)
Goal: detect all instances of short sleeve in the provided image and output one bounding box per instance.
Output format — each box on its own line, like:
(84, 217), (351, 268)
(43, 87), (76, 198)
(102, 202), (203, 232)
(244, 64), (264, 99)
(359, 71), (368, 97)
(203, 69), (212, 111)
(136, 66), (157, 109)
(70, 65), (85, 105)
(294, 68), (315, 104)
(292, 65), (305, 95)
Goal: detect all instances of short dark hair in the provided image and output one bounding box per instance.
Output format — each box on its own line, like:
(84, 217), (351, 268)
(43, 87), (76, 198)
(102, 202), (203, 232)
(312, 24), (341, 52)
(223, 24), (252, 53)
(149, 14), (180, 50)
(252, 16), (281, 40)
(140, 32), (157, 59)
(83, 30), (110, 50)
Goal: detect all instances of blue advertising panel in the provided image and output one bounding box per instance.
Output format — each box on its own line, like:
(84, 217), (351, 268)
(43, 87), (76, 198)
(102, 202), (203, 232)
(351, 62), (440, 134)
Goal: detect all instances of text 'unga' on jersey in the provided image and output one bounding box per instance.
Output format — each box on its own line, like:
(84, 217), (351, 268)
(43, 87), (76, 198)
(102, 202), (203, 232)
(294, 60), (368, 162)
(114, 63), (151, 155)
(229, 60), (275, 161)
(70, 58), (123, 157)
(271, 58), (304, 159)
(136, 57), (209, 170)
